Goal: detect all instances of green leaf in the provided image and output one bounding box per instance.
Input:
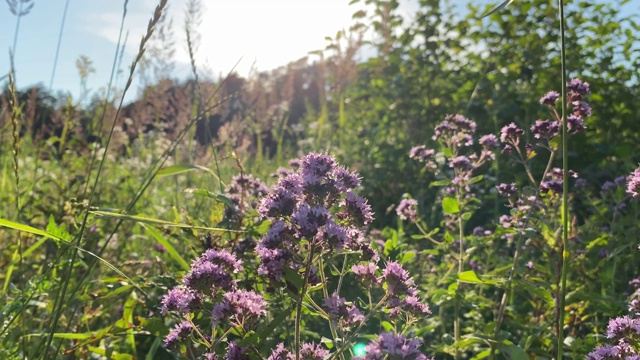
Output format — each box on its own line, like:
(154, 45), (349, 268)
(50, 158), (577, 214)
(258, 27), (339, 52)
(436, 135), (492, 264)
(499, 341), (529, 360)
(442, 197), (460, 214)
(458, 270), (499, 285)
(400, 251), (416, 264)
(431, 179), (452, 187)
(458, 270), (483, 283)
(517, 280), (554, 307)
(321, 337), (335, 349)
(469, 175), (484, 184)
(283, 267), (303, 292)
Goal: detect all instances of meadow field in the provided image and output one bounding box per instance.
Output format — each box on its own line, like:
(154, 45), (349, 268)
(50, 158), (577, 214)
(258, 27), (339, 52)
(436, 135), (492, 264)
(1, 0), (640, 359)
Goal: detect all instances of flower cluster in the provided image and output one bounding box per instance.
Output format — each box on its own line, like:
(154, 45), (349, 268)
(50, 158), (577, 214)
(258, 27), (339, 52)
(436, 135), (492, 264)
(160, 248), (267, 355)
(265, 342), (329, 360)
(224, 174), (269, 222)
(212, 289), (267, 326)
(588, 281), (640, 359)
(396, 198), (419, 222)
(323, 293), (364, 327)
(538, 78), (591, 136)
(410, 114), (497, 198)
(256, 153), (376, 282)
(354, 332), (433, 360)
(627, 167), (640, 198)
(160, 153), (433, 359)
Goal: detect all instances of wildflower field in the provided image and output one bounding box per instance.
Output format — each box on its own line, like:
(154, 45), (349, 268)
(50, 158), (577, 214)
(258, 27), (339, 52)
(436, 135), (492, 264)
(1, 0), (640, 359)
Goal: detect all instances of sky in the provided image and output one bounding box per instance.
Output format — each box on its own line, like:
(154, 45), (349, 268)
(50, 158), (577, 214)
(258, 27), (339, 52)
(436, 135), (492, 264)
(0, 0), (420, 103)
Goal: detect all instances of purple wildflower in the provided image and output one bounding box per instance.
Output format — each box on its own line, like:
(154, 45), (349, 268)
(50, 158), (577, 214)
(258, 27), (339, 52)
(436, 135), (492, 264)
(396, 198), (419, 222)
(629, 298), (640, 316)
(323, 293), (364, 327)
(601, 181), (617, 194)
(212, 290), (267, 326)
(352, 262), (380, 287)
(566, 114), (586, 134)
(573, 100), (592, 117)
(296, 343), (329, 360)
(567, 78), (591, 101)
(356, 332), (431, 360)
(540, 91), (560, 106)
(256, 246), (291, 281)
(479, 134), (500, 149)
(449, 155), (474, 170)
(201, 249), (243, 273)
(627, 167), (640, 197)
(540, 180), (563, 195)
(164, 321), (193, 348)
(258, 185), (299, 218)
(606, 315), (640, 340)
(183, 249), (241, 293)
(433, 114), (477, 147)
(224, 341), (250, 360)
(292, 204), (331, 238)
(500, 123), (524, 144)
(300, 152), (335, 178)
(587, 344), (621, 360)
(320, 221), (349, 249)
(501, 143), (513, 155)
(333, 165), (361, 191)
(530, 119), (560, 139)
(382, 262), (416, 297)
(267, 343), (291, 360)
(496, 183), (518, 198)
(343, 191), (374, 226)
(160, 287), (200, 315)
(401, 295), (432, 316)
(409, 145), (436, 162)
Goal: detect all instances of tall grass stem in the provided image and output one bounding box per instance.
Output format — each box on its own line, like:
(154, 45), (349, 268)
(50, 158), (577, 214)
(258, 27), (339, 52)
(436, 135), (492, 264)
(558, 0), (569, 358)
(49, 0), (71, 89)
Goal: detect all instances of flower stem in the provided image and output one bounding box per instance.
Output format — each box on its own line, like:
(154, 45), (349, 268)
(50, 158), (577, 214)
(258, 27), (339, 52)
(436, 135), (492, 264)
(295, 243), (316, 360)
(558, 0), (569, 358)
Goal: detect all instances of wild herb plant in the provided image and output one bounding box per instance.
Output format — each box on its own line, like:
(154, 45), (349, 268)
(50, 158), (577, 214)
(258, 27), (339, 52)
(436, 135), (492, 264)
(160, 153), (433, 359)
(584, 171), (640, 359)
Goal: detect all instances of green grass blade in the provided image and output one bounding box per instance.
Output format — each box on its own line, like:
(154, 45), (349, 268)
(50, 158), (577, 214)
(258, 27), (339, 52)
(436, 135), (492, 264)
(156, 164), (224, 185)
(481, 0), (514, 18)
(90, 210), (240, 233)
(0, 218), (145, 296)
(140, 224), (190, 271)
(2, 237), (47, 293)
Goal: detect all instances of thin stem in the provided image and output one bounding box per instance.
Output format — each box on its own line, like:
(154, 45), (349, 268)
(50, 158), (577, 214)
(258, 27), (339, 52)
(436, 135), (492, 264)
(558, 0), (569, 358)
(453, 191), (464, 360)
(415, 222), (443, 245)
(49, 0), (71, 89)
(318, 258), (344, 360)
(490, 231), (526, 359)
(336, 254), (348, 294)
(295, 243), (316, 360)
(454, 207), (464, 360)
